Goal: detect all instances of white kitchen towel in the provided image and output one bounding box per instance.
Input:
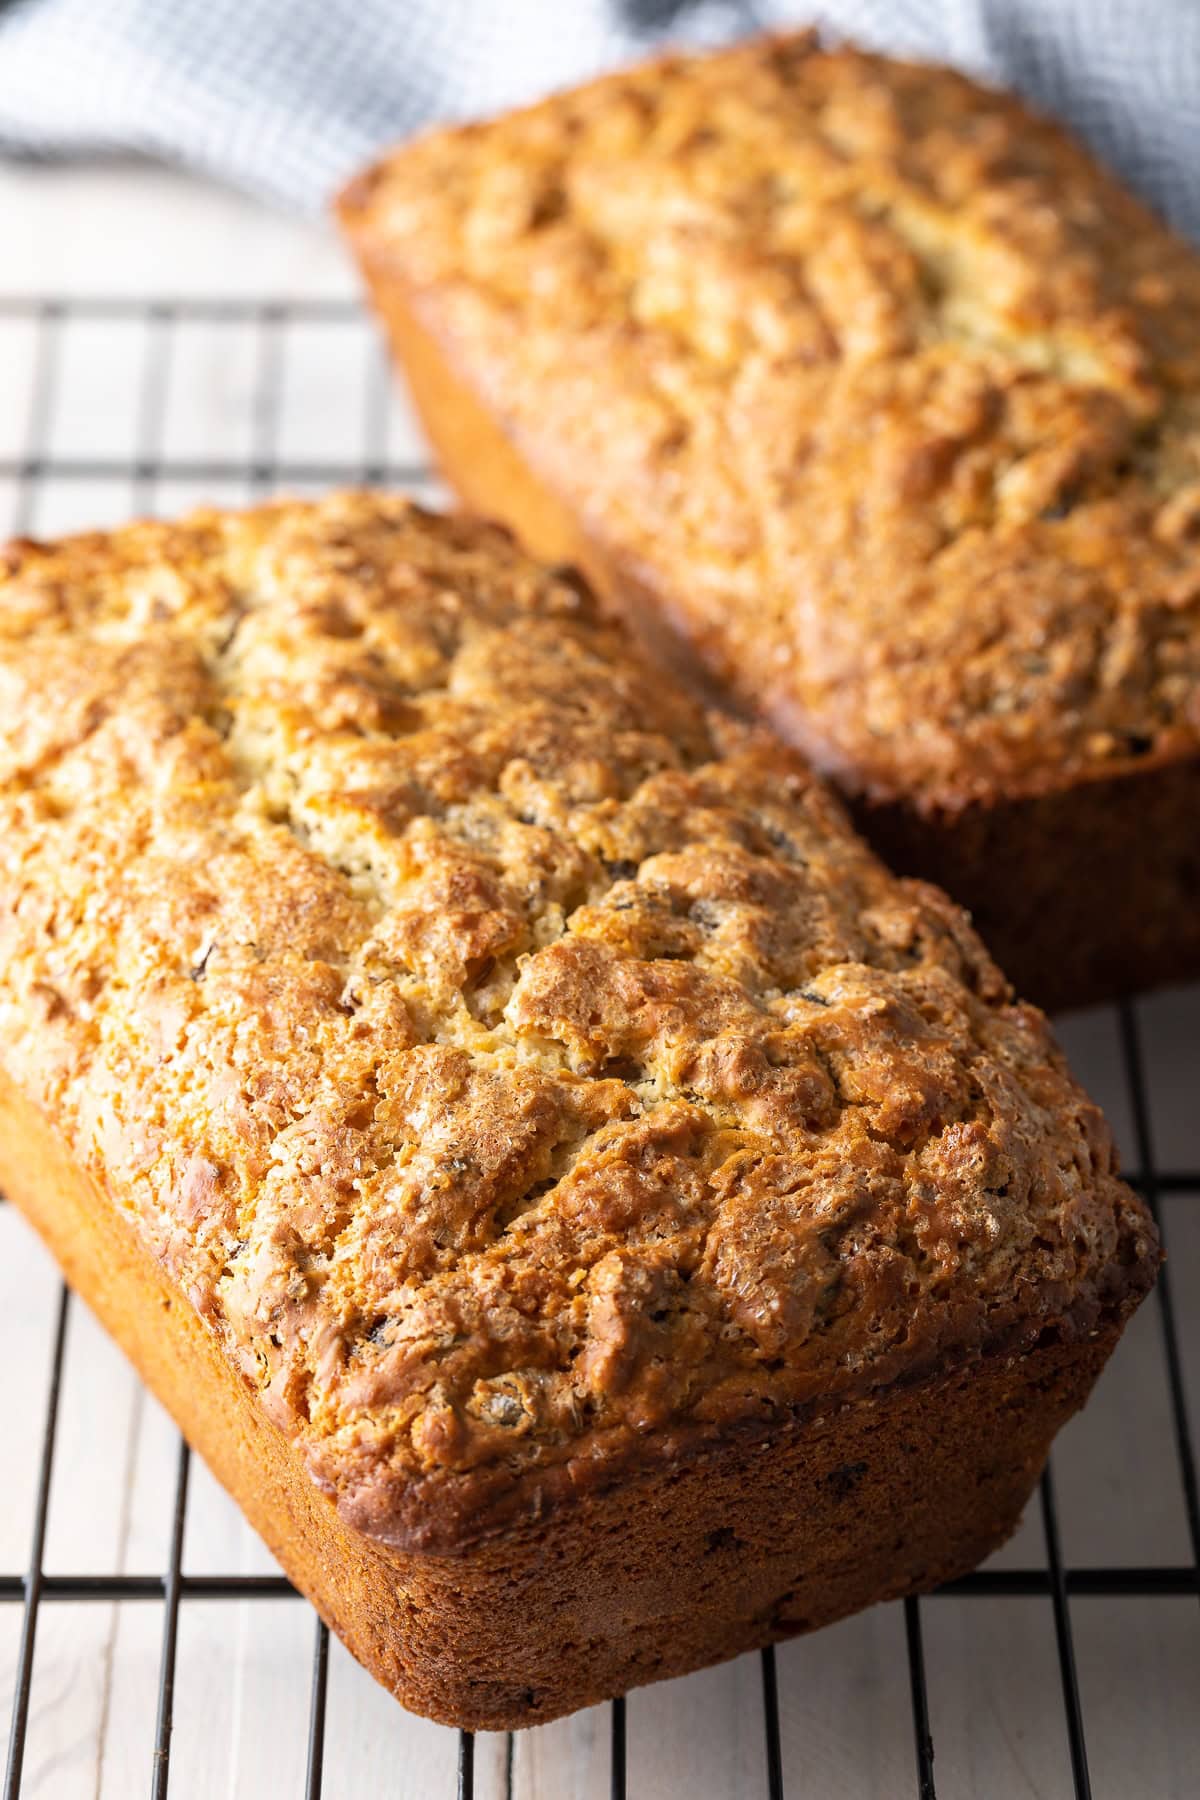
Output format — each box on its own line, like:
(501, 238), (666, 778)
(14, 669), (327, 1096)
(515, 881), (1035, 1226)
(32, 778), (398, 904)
(0, 0), (1196, 234)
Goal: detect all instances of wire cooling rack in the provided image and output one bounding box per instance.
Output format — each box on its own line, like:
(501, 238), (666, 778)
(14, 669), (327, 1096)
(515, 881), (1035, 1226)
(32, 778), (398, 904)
(0, 295), (1197, 1800)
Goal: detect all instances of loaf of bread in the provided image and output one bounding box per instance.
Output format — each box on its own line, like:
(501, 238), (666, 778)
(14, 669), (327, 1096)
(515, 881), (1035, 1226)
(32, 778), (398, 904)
(0, 494), (1157, 1728)
(339, 32), (1200, 1012)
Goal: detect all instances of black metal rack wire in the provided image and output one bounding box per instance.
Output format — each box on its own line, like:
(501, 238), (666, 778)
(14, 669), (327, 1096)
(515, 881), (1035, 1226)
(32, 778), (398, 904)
(0, 294), (1197, 1800)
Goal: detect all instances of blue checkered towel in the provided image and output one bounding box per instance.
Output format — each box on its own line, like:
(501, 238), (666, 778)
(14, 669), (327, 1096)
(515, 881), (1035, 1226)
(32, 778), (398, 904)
(0, 0), (1197, 235)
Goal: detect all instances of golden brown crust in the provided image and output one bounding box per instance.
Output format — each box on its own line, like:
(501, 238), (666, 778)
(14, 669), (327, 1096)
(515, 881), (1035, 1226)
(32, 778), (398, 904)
(0, 493), (1157, 1551)
(0, 1064), (1131, 1728)
(0, 1066), (1129, 1728)
(356, 294), (1200, 1011)
(339, 31), (1200, 814)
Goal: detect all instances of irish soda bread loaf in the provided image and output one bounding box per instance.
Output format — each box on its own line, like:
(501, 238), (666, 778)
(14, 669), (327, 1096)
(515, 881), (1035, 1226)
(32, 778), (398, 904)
(340, 32), (1200, 1011)
(0, 494), (1157, 1727)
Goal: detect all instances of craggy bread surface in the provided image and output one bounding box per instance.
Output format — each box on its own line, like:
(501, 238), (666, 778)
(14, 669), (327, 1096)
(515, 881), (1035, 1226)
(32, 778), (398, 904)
(341, 32), (1200, 810)
(0, 494), (1156, 1549)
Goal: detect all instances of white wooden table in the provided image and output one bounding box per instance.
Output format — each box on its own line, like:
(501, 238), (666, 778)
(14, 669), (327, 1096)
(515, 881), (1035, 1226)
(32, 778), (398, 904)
(1, 158), (1197, 1800)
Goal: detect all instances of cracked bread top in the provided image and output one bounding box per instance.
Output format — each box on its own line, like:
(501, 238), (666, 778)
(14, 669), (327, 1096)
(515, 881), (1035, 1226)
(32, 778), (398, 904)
(0, 495), (1155, 1549)
(341, 31), (1200, 812)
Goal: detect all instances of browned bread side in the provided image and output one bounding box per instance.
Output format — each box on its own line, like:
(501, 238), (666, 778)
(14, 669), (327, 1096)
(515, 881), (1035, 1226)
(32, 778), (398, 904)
(339, 32), (1200, 1011)
(0, 1084), (1132, 1729)
(0, 493), (1158, 1724)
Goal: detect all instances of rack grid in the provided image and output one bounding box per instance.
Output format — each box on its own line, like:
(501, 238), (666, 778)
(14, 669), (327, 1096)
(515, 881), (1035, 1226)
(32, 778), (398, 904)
(0, 294), (1197, 1800)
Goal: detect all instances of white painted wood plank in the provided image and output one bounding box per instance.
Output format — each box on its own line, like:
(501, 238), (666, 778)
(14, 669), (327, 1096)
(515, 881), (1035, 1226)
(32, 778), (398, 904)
(923, 1597), (1075, 1800)
(1074, 1598), (1200, 1800)
(471, 1732), (516, 1800)
(1055, 1006), (1137, 1169)
(776, 1605), (915, 1798)
(156, 479), (264, 521)
(1137, 984), (1200, 1169)
(159, 319), (264, 465)
(12, 1601), (160, 1799)
(0, 315), (39, 458)
(512, 1701), (611, 1800)
(1053, 1291), (1194, 1567)
(47, 318), (147, 462)
(0, 1209), (61, 1568)
(169, 1599), (311, 1800)
(319, 1635), (461, 1800)
(94, 1603), (167, 1800)
(0, 165), (349, 300)
(40, 1301), (179, 1576)
(23, 481), (132, 540)
(276, 316), (382, 466)
(0, 1609), (22, 1765)
(1162, 1193), (1200, 1401)
(626, 1651), (770, 1799)
(274, 316), (432, 469)
(9, 1601), (107, 1799)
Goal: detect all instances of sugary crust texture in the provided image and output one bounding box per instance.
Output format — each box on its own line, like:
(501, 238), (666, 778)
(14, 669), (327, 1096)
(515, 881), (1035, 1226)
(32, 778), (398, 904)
(340, 31), (1200, 813)
(0, 494), (1156, 1549)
